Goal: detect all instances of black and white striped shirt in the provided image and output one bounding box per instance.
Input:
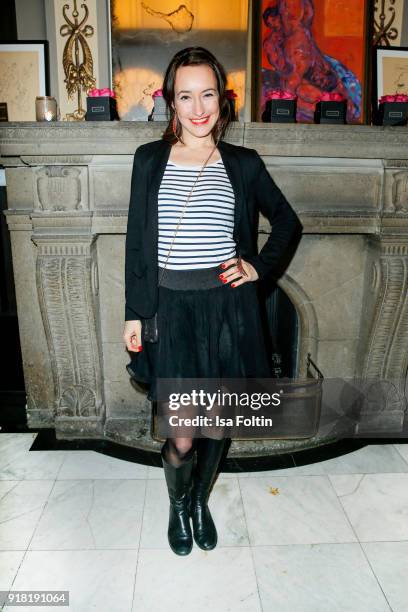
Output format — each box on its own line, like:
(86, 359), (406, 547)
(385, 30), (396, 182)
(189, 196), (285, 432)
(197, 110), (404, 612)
(158, 158), (236, 269)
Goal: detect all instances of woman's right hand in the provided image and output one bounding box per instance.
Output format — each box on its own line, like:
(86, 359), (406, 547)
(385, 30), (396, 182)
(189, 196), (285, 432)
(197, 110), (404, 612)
(123, 320), (143, 352)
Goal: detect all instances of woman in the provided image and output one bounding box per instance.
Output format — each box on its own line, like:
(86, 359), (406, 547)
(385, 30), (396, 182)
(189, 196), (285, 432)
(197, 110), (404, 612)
(123, 47), (303, 556)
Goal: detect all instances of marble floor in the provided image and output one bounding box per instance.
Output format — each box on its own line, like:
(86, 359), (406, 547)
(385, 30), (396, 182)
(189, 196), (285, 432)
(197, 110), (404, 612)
(1, 432), (408, 611)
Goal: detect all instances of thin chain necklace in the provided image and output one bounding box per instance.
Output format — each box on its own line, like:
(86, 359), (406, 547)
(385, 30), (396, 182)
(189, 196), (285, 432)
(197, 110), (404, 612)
(170, 142), (220, 166)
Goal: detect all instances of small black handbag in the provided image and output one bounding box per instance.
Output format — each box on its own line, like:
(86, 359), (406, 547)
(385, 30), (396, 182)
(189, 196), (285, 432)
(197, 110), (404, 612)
(141, 143), (219, 343)
(142, 313), (159, 343)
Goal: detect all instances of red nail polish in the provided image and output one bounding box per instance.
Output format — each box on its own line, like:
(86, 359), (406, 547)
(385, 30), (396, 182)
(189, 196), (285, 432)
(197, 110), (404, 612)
(231, 283), (235, 288)
(220, 263), (226, 269)
(219, 274), (224, 279)
(222, 279), (227, 284)
(138, 346), (143, 351)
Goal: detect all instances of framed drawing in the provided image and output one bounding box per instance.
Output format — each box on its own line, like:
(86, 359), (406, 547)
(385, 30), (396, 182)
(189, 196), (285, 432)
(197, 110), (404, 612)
(373, 45), (408, 104)
(0, 41), (50, 121)
(252, 0), (373, 124)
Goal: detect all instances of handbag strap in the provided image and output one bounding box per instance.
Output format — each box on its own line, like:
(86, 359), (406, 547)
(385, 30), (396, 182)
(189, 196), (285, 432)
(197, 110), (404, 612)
(158, 142), (219, 286)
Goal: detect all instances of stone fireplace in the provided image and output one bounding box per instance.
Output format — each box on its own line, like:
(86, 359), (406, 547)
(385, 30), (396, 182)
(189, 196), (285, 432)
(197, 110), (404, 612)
(1, 121), (407, 456)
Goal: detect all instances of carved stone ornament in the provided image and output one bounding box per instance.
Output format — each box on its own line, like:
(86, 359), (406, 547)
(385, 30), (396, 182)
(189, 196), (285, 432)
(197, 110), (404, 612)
(59, 383), (97, 417)
(392, 171), (408, 213)
(35, 166), (83, 211)
(358, 239), (408, 433)
(34, 237), (105, 421)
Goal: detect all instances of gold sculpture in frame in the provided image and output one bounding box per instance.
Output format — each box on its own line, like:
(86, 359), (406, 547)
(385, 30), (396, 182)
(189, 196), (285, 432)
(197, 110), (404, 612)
(60, 0), (96, 120)
(373, 0), (398, 46)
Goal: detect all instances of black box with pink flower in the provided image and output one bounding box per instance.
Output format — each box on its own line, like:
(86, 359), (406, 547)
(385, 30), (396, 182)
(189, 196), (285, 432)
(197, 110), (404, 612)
(376, 102), (408, 126)
(314, 100), (347, 124)
(262, 99), (297, 123)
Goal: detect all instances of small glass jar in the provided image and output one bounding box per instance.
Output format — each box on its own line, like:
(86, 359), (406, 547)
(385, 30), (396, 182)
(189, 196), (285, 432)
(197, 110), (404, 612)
(35, 96), (58, 121)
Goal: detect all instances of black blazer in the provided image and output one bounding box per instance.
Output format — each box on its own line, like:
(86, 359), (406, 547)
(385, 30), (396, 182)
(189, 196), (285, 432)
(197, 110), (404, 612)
(125, 138), (303, 321)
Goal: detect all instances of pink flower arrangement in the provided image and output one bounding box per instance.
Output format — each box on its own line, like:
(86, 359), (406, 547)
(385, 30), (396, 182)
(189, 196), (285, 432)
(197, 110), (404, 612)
(152, 89), (163, 98)
(267, 89), (297, 100)
(88, 88), (116, 98)
(379, 94), (408, 103)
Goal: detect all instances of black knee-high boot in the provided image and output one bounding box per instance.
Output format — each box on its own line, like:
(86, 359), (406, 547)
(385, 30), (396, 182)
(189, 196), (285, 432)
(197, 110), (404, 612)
(161, 447), (195, 556)
(190, 437), (227, 550)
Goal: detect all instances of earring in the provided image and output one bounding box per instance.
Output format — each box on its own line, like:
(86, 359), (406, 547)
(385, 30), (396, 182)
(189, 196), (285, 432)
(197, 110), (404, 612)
(172, 114), (178, 137)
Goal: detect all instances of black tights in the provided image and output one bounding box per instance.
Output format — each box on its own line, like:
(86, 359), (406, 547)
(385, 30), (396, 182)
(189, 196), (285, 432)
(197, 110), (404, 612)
(162, 438), (196, 467)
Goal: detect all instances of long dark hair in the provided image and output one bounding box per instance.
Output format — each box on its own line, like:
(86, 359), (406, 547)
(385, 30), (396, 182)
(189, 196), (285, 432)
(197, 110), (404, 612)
(161, 47), (231, 145)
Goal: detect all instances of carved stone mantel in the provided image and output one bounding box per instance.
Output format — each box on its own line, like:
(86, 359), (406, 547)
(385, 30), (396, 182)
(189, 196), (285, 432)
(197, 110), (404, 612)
(1, 122), (407, 456)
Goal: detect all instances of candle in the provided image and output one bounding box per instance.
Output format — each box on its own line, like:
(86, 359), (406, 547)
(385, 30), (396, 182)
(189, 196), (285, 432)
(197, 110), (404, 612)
(36, 96), (58, 121)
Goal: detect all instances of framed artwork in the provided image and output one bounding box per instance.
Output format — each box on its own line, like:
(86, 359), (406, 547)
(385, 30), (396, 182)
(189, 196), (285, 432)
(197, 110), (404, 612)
(372, 45), (408, 107)
(0, 41), (50, 121)
(110, 0), (249, 121)
(252, 0), (372, 124)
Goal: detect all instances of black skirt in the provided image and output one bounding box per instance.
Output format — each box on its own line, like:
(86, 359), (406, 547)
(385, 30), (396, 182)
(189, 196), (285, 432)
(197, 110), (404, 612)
(126, 265), (271, 402)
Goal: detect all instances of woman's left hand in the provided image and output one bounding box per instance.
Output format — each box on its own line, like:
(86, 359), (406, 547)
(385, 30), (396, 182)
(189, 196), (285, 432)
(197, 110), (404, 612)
(219, 257), (259, 287)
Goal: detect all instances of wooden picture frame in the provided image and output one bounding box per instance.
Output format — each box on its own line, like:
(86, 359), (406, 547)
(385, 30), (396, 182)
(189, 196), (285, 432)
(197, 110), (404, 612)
(372, 45), (408, 109)
(0, 41), (50, 121)
(252, 0), (373, 124)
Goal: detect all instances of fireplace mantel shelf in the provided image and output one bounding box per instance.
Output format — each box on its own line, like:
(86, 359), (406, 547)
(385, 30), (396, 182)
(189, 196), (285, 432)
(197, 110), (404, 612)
(2, 121), (408, 159)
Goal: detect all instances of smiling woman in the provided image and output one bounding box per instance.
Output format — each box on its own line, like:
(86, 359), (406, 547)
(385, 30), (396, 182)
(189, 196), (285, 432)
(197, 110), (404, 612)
(168, 66), (222, 165)
(123, 46), (303, 558)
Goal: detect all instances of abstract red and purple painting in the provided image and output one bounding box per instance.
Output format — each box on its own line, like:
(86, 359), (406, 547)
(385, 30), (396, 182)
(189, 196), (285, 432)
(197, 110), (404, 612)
(260, 0), (369, 123)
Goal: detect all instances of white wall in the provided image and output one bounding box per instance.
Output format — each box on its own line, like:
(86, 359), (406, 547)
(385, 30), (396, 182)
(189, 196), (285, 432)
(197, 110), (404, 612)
(15, 0), (46, 39)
